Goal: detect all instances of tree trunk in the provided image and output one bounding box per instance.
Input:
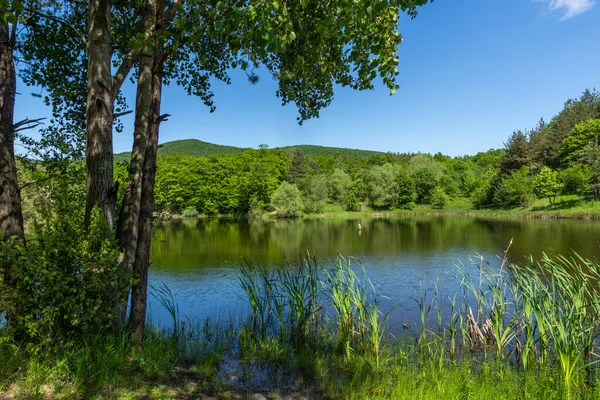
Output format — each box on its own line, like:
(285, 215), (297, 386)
(116, 0), (157, 324)
(0, 15), (25, 324)
(129, 4), (164, 340)
(86, 0), (116, 230)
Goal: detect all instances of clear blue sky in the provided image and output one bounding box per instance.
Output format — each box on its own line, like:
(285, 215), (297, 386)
(14, 0), (600, 157)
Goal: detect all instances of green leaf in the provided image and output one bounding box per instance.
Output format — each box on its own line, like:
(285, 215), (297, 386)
(12, 0), (24, 13)
(4, 12), (16, 24)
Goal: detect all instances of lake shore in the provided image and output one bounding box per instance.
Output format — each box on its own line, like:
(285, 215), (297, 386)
(166, 196), (600, 221)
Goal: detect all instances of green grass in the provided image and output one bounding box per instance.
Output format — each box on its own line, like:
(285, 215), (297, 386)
(5, 252), (600, 399)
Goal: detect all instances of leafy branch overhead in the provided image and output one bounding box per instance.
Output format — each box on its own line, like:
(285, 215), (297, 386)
(165, 0), (430, 123)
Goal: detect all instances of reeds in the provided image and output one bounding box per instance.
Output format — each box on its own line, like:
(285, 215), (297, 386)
(6, 250), (600, 399)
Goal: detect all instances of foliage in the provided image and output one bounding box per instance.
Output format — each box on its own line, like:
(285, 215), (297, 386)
(1, 176), (130, 344)
(559, 164), (593, 196)
(391, 173), (415, 209)
(500, 130), (530, 174)
(533, 166), (564, 204)
(181, 207), (199, 219)
(365, 163), (397, 208)
(271, 182), (303, 218)
(327, 168), (352, 203)
(430, 186), (449, 209)
(493, 167), (534, 208)
(288, 150), (308, 183)
(560, 119), (600, 164)
(412, 167), (438, 204)
(302, 176), (328, 214)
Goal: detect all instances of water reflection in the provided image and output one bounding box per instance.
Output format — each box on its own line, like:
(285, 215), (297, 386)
(148, 216), (600, 328)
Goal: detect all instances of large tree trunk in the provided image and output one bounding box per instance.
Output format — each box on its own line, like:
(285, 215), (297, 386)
(116, 0), (157, 324)
(129, 1), (165, 341)
(0, 16), (25, 324)
(86, 0), (116, 230)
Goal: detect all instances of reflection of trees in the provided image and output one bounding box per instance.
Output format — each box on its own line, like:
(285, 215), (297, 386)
(149, 217), (600, 270)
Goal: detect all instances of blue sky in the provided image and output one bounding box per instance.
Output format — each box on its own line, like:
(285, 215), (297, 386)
(14, 0), (600, 157)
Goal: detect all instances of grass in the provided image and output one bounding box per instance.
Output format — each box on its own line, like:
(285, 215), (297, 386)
(5, 251), (600, 398)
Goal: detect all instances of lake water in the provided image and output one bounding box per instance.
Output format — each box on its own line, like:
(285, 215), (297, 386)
(147, 216), (600, 329)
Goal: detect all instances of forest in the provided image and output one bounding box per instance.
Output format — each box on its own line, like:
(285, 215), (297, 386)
(132, 89), (600, 218)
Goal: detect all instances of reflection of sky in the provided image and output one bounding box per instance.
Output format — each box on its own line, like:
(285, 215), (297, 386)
(147, 217), (600, 330)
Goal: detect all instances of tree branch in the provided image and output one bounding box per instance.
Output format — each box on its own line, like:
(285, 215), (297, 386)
(19, 176), (53, 191)
(112, 49), (137, 97)
(13, 117), (46, 133)
(24, 8), (87, 46)
(114, 110), (133, 119)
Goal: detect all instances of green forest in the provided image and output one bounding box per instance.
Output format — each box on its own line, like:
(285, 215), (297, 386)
(133, 89), (600, 218)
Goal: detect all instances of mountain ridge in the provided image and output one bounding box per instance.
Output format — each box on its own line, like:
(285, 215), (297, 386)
(114, 139), (388, 162)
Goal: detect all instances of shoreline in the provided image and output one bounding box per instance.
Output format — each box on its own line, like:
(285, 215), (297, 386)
(162, 206), (600, 222)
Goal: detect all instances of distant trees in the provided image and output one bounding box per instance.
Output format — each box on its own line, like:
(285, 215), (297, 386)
(533, 167), (563, 204)
(271, 182), (303, 218)
(560, 119), (600, 164)
(412, 168), (438, 204)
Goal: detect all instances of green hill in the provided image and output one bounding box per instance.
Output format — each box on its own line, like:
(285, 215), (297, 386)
(114, 139), (246, 163)
(114, 139), (387, 162)
(277, 144), (384, 158)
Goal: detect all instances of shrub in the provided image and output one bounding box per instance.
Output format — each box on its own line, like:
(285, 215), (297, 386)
(271, 182), (303, 218)
(430, 187), (449, 209)
(1, 184), (131, 345)
(181, 206), (199, 219)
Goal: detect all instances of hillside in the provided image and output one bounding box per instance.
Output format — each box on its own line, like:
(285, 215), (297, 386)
(277, 144), (385, 157)
(114, 139), (246, 163)
(114, 139), (387, 162)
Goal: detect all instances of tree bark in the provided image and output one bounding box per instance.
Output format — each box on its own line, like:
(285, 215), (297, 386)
(116, 0), (157, 324)
(86, 0), (116, 230)
(129, 0), (165, 341)
(0, 14), (25, 324)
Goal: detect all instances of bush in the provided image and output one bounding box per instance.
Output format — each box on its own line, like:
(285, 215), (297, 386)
(1, 184), (131, 345)
(181, 206), (199, 219)
(271, 182), (303, 218)
(430, 187), (449, 209)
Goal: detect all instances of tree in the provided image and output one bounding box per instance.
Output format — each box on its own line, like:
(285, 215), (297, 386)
(560, 164), (593, 196)
(579, 137), (600, 200)
(327, 168), (352, 203)
(559, 119), (600, 164)
(392, 173), (415, 209)
(533, 167), (563, 204)
(412, 167), (438, 204)
(430, 186), (448, 209)
(500, 130), (531, 174)
(303, 176), (328, 213)
(493, 167), (533, 208)
(271, 182), (303, 218)
(365, 163), (396, 208)
(17, 0), (433, 338)
(288, 150), (307, 183)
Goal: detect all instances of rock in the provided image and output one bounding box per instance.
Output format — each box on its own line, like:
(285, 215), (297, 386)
(250, 394), (268, 400)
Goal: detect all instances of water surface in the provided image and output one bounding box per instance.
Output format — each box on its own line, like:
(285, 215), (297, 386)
(148, 216), (600, 328)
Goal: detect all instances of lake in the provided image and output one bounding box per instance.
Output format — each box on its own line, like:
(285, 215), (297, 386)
(147, 216), (600, 329)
